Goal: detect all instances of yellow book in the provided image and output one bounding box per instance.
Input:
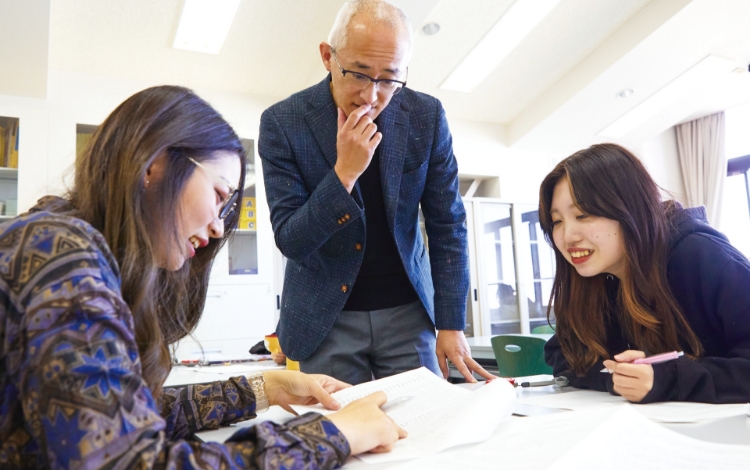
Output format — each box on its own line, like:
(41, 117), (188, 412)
(9, 122), (18, 168)
(238, 220), (256, 230)
(0, 126), (6, 167)
(76, 132), (94, 161)
(240, 208), (256, 221)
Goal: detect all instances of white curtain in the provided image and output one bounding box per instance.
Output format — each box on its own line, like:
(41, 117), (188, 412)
(675, 111), (727, 227)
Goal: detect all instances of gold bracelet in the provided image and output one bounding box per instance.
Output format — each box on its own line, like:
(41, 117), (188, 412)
(247, 372), (269, 413)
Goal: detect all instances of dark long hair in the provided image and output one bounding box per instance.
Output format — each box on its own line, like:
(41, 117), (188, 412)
(68, 85), (246, 398)
(538, 143), (702, 374)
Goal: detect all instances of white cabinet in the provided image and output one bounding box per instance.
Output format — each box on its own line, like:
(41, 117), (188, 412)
(176, 140), (279, 361)
(172, 284), (276, 360)
(0, 116), (19, 219)
(0, 167), (18, 219)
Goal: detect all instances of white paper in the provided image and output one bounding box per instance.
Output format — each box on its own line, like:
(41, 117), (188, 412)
(631, 402), (747, 423)
(548, 404), (750, 470)
(291, 367), (468, 428)
(516, 389), (626, 410)
(293, 367), (516, 464)
(516, 388), (748, 423)
(377, 407), (615, 470)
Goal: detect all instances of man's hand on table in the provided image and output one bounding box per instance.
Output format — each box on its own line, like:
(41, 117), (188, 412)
(436, 330), (497, 383)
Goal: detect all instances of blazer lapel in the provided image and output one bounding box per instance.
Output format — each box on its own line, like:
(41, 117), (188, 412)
(377, 95), (410, 232)
(304, 76), (339, 170)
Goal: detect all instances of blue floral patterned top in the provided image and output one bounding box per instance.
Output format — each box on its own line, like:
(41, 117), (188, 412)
(0, 205), (350, 469)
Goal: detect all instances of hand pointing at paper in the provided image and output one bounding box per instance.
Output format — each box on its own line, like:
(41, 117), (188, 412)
(262, 372), (406, 455)
(329, 391), (408, 455)
(602, 350), (655, 402)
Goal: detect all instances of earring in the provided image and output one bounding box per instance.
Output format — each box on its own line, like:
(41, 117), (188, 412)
(145, 180), (150, 185)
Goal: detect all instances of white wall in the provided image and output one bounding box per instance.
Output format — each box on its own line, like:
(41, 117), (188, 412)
(10, 69), (279, 209)
(450, 118), (561, 203)
(636, 127), (687, 203)
(450, 120), (687, 206)
(1, 72), (565, 213)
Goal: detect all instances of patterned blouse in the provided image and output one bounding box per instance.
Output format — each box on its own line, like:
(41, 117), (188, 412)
(0, 207), (350, 469)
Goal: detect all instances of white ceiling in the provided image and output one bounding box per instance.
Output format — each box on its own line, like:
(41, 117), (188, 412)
(5, 0), (750, 155)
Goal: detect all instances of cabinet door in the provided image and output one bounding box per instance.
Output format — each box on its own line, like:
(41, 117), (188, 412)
(0, 116), (20, 220)
(172, 284), (276, 360)
(466, 199), (557, 336)
(463, 200), (481, 337)
(473, 201), (520, 335)
(514, 205), (556, 332)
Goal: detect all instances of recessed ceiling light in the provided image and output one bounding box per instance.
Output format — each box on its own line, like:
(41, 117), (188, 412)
(598, 55), (739, 138)
(421, 22), (440, 36)
(616, 88), (634, 99)
(440, 0), (561, 93)
(173, 0), (241, 55)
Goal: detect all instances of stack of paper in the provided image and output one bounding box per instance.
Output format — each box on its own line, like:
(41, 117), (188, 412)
(548, 405), (750, 470)
(291, 367), (516, 464)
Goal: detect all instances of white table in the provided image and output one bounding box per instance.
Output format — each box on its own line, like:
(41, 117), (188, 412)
(164, 361), (284, 388)
(196, 377), (750, 469)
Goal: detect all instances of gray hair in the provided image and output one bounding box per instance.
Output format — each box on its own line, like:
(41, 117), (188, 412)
(328, 0), (413, 58)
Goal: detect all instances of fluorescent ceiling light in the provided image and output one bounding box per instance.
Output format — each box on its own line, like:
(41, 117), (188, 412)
(440, 0), (561, 93)
(173, 0), (241, 54)
(598, 55), (739, 138)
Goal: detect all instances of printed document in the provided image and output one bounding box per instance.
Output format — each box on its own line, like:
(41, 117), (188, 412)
(291, 367), (516, 464)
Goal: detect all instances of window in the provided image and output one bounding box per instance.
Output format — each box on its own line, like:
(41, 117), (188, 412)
(720, 103), (750, 257)
(721, 156), (750, 256)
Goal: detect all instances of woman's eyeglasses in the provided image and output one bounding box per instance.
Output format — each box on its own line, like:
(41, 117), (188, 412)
(187, 157), (241, 220)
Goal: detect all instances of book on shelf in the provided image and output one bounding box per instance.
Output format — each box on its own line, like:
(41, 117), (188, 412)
(0, 126), (5, 167)
(0, 120), (19, 169)
(9, 121), (18, 169)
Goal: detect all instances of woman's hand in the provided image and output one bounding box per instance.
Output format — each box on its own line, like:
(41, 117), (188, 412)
(262, 370), (351, 413)
(328, 391), (408, 455)
(602, 350), (654, 402)
(270, 350), (286, 364)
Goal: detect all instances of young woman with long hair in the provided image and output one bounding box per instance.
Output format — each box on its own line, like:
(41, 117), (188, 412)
(539, 143), (750, 404)
(0, 86), (404, 468)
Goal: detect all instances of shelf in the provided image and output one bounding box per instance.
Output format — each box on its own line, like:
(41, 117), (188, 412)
(0, 167), (18, 180)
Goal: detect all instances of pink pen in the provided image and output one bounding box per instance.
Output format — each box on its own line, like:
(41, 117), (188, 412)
(632, 351), (684, 365)
(600, 351), (683, 372)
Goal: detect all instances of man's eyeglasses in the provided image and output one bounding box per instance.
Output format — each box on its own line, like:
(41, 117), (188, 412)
(187, 157), (241, 220)
(331, 52), (407, 96)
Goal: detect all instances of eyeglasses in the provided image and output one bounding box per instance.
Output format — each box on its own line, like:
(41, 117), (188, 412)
(331, 52), (407, 96)
(187, 157), (241, 220)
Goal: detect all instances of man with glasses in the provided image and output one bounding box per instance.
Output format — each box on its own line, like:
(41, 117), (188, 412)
(259, 0), (493, 385)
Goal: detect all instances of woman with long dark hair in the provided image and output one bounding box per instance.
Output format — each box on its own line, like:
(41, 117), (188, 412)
(539, 143), (750, 404)
(0, 86), (404, 468)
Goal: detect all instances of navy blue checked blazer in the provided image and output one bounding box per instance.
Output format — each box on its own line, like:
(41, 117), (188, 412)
(258, 76), (469, 361)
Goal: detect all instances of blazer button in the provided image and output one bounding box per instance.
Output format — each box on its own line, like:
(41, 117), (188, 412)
(338, 219), (343, 225)
(344, 213), (351, 220)
(355, 243), (362, 251)
(341, 285), (348, 293)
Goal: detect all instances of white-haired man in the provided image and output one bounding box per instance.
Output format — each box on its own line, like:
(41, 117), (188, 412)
(259, 0), (494, 385)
